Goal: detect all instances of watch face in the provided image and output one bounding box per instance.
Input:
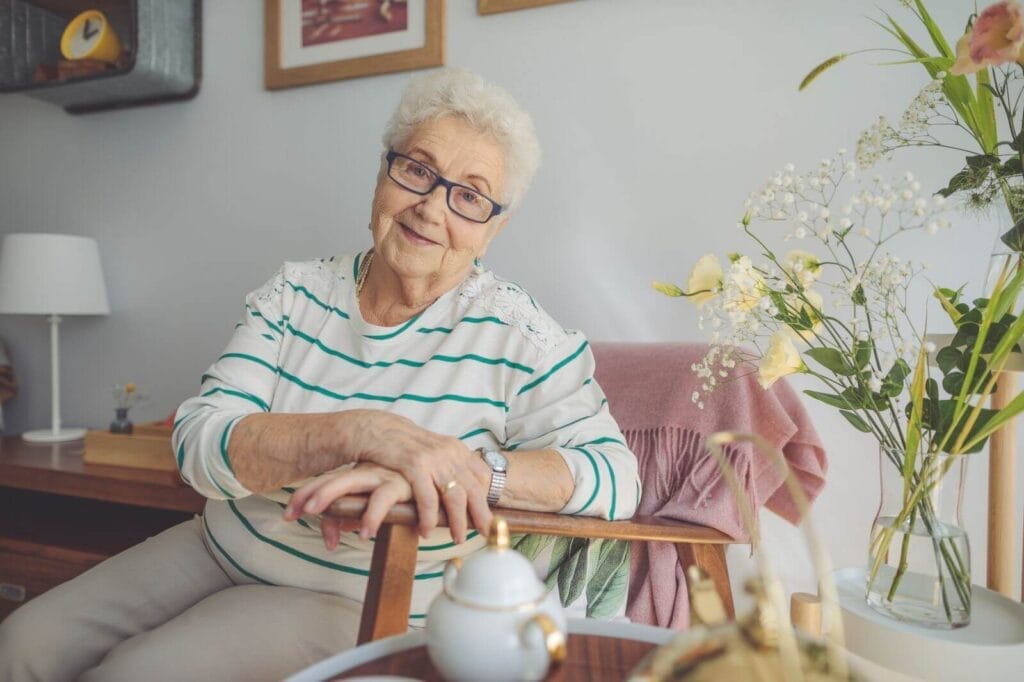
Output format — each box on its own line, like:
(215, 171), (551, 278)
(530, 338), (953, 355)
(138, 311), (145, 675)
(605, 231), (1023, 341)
(483, 449), (507, 473)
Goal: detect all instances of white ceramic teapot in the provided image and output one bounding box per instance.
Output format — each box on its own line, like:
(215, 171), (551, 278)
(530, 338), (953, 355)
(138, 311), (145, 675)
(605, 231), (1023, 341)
(425, 516), (567, 682)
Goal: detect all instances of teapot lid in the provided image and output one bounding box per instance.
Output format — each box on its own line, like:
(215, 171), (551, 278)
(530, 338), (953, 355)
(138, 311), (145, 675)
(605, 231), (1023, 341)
(445, 516), (546, 608)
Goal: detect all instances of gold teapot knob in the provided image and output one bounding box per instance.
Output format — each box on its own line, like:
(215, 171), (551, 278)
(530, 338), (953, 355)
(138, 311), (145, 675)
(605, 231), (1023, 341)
(488, 515), (510, 550)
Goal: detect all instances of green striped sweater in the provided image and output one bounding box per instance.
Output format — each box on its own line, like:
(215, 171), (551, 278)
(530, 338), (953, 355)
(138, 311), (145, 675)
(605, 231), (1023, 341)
(172, 253), (640, 621)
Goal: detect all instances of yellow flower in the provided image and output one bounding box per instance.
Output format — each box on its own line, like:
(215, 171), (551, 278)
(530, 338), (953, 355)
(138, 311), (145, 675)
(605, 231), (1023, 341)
(783, 250), (822, 288)
(685, 254), (723, 308)
(124, 383), (136, 394)
(758, 331), (807, 389)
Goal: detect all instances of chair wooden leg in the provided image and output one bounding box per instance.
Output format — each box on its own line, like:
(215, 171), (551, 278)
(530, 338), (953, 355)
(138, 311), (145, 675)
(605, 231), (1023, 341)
(676, 542), (734, 620)
(357, 523), (420, 644)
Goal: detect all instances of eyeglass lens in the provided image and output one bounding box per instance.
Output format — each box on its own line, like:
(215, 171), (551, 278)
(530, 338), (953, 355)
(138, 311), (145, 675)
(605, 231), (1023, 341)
(389, 155), (495, 223)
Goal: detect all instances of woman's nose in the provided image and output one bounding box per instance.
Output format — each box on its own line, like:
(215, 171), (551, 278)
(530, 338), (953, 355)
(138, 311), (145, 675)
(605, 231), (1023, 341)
(417, 184), (449, 221)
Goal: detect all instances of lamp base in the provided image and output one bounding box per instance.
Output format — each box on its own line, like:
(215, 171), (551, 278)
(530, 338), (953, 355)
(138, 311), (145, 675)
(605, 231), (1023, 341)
(23, 427), (87, 443)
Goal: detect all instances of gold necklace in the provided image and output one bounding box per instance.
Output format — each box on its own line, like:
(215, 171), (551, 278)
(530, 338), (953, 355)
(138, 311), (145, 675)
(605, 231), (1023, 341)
(356, 250), (374, 297)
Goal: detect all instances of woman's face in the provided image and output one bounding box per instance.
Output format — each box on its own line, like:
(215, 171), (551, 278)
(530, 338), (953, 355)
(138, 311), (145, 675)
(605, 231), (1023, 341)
(369, 115), (507, 290)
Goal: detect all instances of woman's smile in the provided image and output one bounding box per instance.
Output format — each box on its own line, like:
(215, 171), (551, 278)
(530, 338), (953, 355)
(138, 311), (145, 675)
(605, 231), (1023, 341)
(398, 221), (440, 246)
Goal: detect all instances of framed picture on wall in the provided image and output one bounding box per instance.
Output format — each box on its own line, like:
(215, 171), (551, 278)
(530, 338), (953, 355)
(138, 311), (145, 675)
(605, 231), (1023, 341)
(478, 0), (574, 15)
(265, 0), (445, 90)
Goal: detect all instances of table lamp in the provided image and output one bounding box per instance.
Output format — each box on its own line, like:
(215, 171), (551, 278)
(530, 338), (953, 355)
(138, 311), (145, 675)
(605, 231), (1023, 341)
(0, 233), (110, 442)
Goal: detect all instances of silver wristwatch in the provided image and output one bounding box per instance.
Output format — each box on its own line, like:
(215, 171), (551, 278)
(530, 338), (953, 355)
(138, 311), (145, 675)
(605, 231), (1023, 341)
(476, 447), (508, 506)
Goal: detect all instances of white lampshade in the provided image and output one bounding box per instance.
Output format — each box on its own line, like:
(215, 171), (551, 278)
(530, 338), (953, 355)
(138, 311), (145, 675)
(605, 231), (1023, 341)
(0, 233), (110, 315)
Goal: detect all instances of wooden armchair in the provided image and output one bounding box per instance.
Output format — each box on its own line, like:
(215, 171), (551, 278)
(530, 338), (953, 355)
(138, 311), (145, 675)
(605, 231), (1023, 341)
(323, 342), (829, 644)
(325, 496), (736, 645)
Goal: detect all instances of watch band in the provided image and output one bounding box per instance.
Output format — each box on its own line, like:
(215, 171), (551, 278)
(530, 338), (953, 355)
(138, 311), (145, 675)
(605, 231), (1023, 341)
(487, 469), (507, 506)
(477, 447), (507, 506)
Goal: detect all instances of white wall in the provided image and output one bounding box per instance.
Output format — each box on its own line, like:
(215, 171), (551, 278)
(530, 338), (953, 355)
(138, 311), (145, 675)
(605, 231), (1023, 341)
(1, 0), (1020, 607)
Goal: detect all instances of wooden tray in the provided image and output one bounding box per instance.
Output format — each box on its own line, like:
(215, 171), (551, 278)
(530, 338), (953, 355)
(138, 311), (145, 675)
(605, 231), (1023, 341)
(83, 422), (177, 472)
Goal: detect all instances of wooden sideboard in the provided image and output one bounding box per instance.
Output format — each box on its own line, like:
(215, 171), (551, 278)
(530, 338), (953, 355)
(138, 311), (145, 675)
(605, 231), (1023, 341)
(0, 435), (205, 620)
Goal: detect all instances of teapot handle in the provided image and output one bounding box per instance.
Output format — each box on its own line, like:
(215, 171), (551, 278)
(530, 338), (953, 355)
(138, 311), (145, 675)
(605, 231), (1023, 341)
(521, 613), (567, 667)
(442, 556), (462, 594)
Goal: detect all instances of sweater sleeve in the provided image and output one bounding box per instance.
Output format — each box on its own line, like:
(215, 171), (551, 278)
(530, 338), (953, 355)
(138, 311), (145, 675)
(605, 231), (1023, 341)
(504, 331), (640, 520)
(171, 266), (289, 499)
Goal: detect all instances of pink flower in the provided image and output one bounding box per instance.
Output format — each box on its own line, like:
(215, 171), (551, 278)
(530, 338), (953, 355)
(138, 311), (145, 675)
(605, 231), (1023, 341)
(951, 1), (1024, 76)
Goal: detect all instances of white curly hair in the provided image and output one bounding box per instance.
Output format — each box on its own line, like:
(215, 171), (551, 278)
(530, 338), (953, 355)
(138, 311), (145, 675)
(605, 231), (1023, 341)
(381, 68), (541, 212)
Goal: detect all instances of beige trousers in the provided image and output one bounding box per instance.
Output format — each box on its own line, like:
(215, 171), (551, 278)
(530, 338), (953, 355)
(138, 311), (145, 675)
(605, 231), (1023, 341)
(0, 517), (360, 681)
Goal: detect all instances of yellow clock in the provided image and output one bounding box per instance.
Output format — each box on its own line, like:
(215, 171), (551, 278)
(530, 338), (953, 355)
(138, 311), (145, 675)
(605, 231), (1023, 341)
(60, 10), (122, 63)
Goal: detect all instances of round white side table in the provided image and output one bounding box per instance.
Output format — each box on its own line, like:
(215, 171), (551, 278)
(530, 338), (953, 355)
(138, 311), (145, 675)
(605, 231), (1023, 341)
(832, 567), (1024, 681)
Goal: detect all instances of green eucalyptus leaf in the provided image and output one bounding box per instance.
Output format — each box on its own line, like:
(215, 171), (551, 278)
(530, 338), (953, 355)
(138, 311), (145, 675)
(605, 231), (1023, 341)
(938, 165), (991, 197)
(1001, 218), (1024, 253)
(925, 377), (940, 404)
(936, 346), (961, 374)
(983, 324), (1010, 353)
(997, 157), (1023, 177)
(880, 359), (910, 398)
(952, 323), (979, 348)
(943, 371), (965, 396)
(937, 287), (962, 305)
(935, 405), (998, 454)
(966, 154), (1000, 170)
(854, 339), (874, 370)
(806, 347), (856, 375)
(840, 410), (872, 433)
(805, 390), (861, 409)
(1012, 129), (1024, 152)
(966, 152), (999, 168)
(806, 387), (864, 409)
(960, 309), (983, 326)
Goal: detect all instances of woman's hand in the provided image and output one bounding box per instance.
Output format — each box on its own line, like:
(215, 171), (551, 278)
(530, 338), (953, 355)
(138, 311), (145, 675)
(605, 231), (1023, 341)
(284, 463), (414, 550)
(340, 410), (494, 542)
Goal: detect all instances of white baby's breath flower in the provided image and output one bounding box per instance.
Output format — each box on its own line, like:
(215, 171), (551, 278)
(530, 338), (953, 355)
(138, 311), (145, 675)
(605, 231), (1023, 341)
(783, 249), (822, 287)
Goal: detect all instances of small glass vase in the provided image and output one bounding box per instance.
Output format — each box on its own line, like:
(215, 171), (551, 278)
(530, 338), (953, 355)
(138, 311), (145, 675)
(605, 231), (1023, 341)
(866, 444), (971, 629)
(109, 407), (133, 434)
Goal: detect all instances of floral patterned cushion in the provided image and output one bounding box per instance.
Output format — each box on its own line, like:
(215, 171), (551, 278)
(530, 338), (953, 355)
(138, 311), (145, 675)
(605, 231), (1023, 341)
(513, 534), (630, 619)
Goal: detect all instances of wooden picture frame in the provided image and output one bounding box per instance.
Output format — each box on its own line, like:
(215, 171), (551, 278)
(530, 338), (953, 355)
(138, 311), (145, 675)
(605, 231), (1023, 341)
(478, 0), (573, 15)
(265, 0), (445, 90)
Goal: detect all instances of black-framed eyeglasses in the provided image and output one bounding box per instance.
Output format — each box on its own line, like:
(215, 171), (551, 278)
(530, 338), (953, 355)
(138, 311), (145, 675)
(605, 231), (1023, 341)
(386, 150), (504, 224)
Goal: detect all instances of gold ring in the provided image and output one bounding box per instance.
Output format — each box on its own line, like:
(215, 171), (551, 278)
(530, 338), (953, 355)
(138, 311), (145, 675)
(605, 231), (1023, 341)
(442, 479), (459, 494)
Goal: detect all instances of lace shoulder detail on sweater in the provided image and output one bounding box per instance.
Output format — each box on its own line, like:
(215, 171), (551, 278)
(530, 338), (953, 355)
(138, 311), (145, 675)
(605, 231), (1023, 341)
(458, 270), (567, 352)
(251, 258), (347, 304)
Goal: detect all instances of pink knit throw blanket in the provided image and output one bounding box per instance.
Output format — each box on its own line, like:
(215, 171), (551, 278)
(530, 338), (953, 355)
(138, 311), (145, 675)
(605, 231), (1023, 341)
(591, 342), (828, 629)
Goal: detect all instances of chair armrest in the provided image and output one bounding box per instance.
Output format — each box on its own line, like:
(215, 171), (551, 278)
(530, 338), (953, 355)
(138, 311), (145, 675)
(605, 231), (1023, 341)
(325, 496), (738, 643)
(325, 496), (735, 544)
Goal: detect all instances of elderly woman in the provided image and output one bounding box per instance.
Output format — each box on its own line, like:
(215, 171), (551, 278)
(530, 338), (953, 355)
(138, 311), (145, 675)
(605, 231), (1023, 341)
(0, 69), (639, 681)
